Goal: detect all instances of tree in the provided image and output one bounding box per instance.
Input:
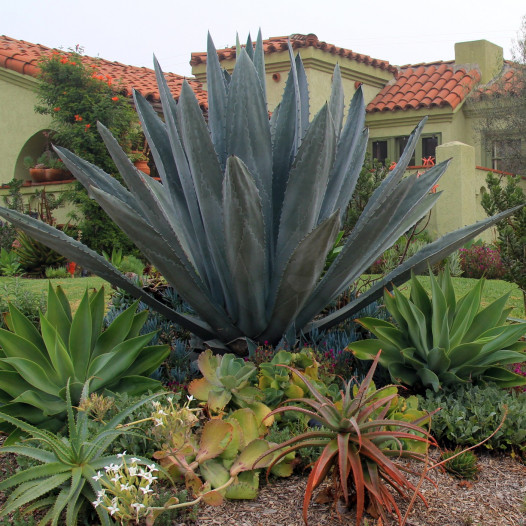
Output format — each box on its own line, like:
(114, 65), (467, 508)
(482, 171), (526, 313)
(474, 16), (526, 175)
(35, 50), (139, 254)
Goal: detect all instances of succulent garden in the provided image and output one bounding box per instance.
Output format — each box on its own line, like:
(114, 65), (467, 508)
(0, 31), (525, 525)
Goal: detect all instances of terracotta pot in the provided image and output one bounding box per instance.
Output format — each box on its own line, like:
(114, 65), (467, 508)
(29, 168), (72, 183)
(133, 160), (150, 175)
(29, 168), (46, 182)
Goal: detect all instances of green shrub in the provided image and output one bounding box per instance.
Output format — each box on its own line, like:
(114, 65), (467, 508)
(44, 265), (69, 278)
(0, 279), (46, 330)
(0, 248), (22, 277)
(418, 383), (526, 450)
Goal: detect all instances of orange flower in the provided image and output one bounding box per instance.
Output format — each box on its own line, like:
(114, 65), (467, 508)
(388, 161), (397, 171)
(430, 184), (439, 194)
(53, 107), (60, 112)
(422, 156), (435, 167)
(111, 96), (119, 102)
(60, 57), (68, 64)
(84, 124), (91, 131)
(74, 114), (83, 122)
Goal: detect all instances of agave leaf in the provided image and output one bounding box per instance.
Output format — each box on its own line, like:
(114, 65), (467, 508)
(482, 366), (526, 387)
(328, 64), (344, 138)
(68, 290), (92, 378)
(308, 205), (525, 334)
(275, 104), (336, 276)
(320, 88), (366, 222)
(478, 323), (526, 354)
(118, 345), (170, 377)
(40, 317), (75, 383)
(253, 29), (266, 98)
(0, 328), (51, 373)
(206, 32), (229, 167)
(7, 304), (45, 352)
(223, 156), (268, 335)
(449, 278), (484, 347)
(426, 347), (451, 375)
(447, 342), (484, 369)
(226, 48), (273, 238)
(262, 211), (340, 343)
(0, 207), (214, 340)
(462, 293), (512, 342)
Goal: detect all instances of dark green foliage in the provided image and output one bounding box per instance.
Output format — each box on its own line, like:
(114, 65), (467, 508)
(15, 230), (67, 276)
(481, 172), (526, 310)
(418, 383), (526, 450)
(35, 50), (139, 255)
(440, 448), (479, 480)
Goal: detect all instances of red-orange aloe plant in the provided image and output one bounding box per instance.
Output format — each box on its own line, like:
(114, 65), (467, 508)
(256, 351), (437, 525)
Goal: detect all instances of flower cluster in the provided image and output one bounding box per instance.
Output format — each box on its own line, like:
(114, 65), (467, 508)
(459, 243), (505, 279)
(150, 395), (200, 452)
(92, 454), (159, 524)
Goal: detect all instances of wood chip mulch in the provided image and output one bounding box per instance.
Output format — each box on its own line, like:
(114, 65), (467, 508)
(194, 450), (526, 526)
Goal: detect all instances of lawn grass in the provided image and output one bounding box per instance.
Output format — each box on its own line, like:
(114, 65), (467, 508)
(0, 274), (524, 320)
(0, 276), (111, 313)
(365, 274), (525, 320)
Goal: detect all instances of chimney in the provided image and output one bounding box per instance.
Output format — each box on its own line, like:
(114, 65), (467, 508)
(454, 40), (503, 84)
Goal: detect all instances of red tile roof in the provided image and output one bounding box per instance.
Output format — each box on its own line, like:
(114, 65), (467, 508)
(367, 61), (481, 112)
(470, 62), (525, 100)
(191, 33), (398, 74)
(0, 35), (208, 110)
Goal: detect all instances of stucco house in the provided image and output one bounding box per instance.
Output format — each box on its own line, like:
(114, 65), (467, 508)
(0, 33), (524, 236)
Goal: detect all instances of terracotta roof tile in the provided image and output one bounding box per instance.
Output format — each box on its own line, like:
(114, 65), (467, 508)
(367, 61), (481, 112)
(471, 62), (525, 100)
(0, 35), (208, 110)
(190, 33), (397, 74)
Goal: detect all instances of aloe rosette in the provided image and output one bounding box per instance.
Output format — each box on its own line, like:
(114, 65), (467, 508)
(349, 268), (526, 391)
(255, 352), (436, 525)
(0, 31), (522, 351)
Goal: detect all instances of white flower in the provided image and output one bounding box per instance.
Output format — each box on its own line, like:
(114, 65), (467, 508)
(96, 489), (106, 498)
(128, 466), (138, 477)
(92, 471), (103, 481)
(147, 464), (157, 472)
(140, 485), (153, 494)
(108, 505), (120, 516)
(157, 409), (166, 415)
(104, 463), (119, 473)
(111, 497), (119, 506)
(92, 497), (103, 508)
(120, 483), (131, 491)
(131, 503), (146, 511)
(142, 473), (158, 484)
(110, 474), (121, 483)
(130, 457), (141, 464)
(154, 417), (163, 427)
(187, 394), (194, 402)
(117, 451), (127, 458)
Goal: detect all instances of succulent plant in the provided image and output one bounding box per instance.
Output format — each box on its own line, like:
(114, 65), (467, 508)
(0, 380), (164, 526)
(255, 352), (436, 526)
(0, 32), (521, 351)
(440, 448), (479, 480)
(0, 283), (170, 440)
(188, 349), (263, 412)
(348, 267), (526, 391)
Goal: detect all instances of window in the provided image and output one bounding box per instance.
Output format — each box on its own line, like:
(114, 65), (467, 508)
(369, 133), (441, 166)
(490, 139), (521, 173)
(372, 140), (388, 164)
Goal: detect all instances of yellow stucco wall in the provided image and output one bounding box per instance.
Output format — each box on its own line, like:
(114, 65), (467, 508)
(0, 69), (53, 185)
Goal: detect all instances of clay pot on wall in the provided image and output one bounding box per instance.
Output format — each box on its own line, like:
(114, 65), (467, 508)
(29, 168), (72, 183)
(133, 160), (150, 175)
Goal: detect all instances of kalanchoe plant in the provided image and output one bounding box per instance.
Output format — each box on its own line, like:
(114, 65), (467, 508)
(255, 352), (436, 526)
(0, 32), (522, 352)
(349, 267), (526, 391)
(0, 283), (170, 441)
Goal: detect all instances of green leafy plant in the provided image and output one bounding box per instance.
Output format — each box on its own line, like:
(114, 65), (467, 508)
(188, 349), (262, 412)
(0, 279), (46, 330)
(0, 248), (22, 276)
(15, 230), (67, 276)
(0, 381), (163, 526)
(349, 267), (526, 392)
(256, 352), (435, 525)
(0, 283), (170, 440)
(418, 383), (526, 450)
(0, 33), (522, 352)
(440, 448), (479, 479)
(44, 265), (70, 279)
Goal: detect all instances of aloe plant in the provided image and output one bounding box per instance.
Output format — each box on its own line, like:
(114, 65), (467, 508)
(0, 381), (163, 526)
(255, 352), (435, 526)
(349, 268), (526, 391)
(0, 32), (522, 351)
(0, 283), (169, 440)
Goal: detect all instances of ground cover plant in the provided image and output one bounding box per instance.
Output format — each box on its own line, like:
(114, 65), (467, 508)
(0, 32), (521, 354)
